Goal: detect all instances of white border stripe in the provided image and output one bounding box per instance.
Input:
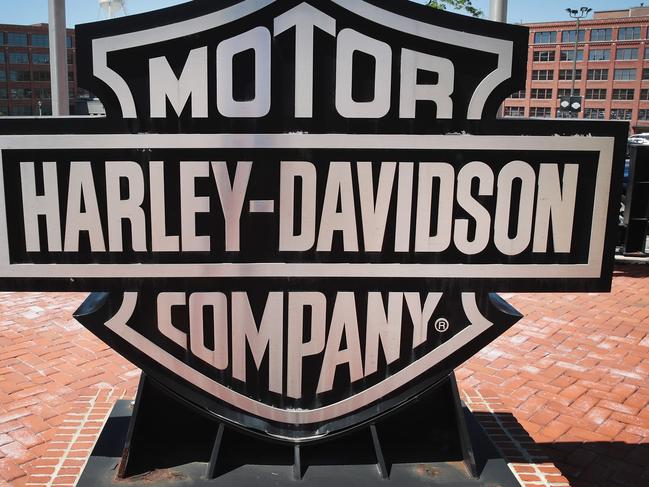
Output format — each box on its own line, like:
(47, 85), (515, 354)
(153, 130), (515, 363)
(106, 292), (492, 426)
(90, 0), (512, 119)
(331, 0), (513, 119)
(0, 134), (613, 280)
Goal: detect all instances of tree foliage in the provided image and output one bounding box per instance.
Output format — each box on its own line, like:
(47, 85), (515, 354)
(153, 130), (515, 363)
(426, 0), (483, 18)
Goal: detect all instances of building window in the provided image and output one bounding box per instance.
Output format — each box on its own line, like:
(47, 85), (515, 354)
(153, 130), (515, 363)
(530, 107), (552, 118)
(10, 88), (32, 100)
(533, 50), (555, 62)
(646, 47), (649, 59)
(10, 105), (32, 116)
(585, 88), (607, 100)
(531, 88), (553, 99)
(561, 30), (585, 43)
(560, 50), (583, 61)
(584, 108), (605, 119)
(68, 70), (74, 82)
(0, 89), (6, 100)
(532, 69), (554, 81)
(32, 70), (50, 82)
(0, 104), (8, 116)
(618, 27), (641, 41)
(9, 70), (30, 82)
(0, 33), (4, 46)
(614, 68), (636, 81)
(558, 88), (580, 98)
(503, 106), (525, 117)
(32, 53), (49, 64)
(0, 70), (5, 82)
(8, 52), (28, 64)
(38, 104), (52, 116)
(36, 88), (51, 99)
(639, 109), (649, 121)
(7, 33), (28, 46)
(591, 28), (612, 42)
(67, 51), (74, 64)
(509, 90), (526, 99)
(587, 69), (609, 80)
(616, 48), (639, 61)
(534, 31), (557, 44)
(641, 89), (649, 100)
(66, 36), (74, 49)
(612, 89), (635, 100)
(0, 53), (4, 64)
(557, 109), (578, 118)
(589, 49), (610, 61)
(610, 108), (633, 120)
(77, 88), (92, 100)
(643, 68), (649, 80)
(558, 69), (582, 80)
(31, 34), (49, 47)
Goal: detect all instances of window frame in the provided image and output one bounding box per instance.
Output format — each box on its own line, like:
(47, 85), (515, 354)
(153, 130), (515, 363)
(585, 88), (607, 100)
(612, 88), (635, 100)
(561, 29), (586, 43)
(31, 53), (49, 65)
(638, 109), (649, 121)
(31, 34), (49, 47)
(591, 28), (612, 42)
(610, 108), (633, 120)
(558, 69), (582, 81)
(615, 48), (639, 61)
(584, 108), (606, 119)
(508, 90), (526, 99)
(529, 106), (552, 118)
(534, 31), (557, 44)
(8, 52), (29, 64)
(6, 32), (28, 47)
(589, 49), (610, 61)
(532, 69), (554, 81)
(587, 68), (609, 81)
(560, 50), (584, 62)
(614, 68), (637, 81)
(533, 50), (556, 62)
(618, 26), (641, 41)
(504, 106), (526, 117)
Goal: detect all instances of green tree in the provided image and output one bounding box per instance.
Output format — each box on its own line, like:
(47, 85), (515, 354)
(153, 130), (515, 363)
(426, 0), (483, 18)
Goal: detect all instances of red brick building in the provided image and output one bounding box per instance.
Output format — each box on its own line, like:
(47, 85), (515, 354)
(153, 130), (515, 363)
(0, 23), (90, 117)
(503, 6), (649, 133)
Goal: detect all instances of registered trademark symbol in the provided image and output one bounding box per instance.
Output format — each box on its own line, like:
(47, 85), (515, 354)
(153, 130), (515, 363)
(435, 318), (449, 333)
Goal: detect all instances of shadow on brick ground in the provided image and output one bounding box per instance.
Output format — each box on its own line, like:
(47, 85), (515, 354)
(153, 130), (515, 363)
(473, 412), (649, 487)
(614, 264), (649, 278)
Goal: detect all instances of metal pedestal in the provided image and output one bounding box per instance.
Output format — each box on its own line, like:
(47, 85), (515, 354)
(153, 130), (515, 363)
(77, 373), (520, 486)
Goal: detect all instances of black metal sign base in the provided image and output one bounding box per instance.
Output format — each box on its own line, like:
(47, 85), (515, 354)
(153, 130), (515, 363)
(77, 374), (520, 486)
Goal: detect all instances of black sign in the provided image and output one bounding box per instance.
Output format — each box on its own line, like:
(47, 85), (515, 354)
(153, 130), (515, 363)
(560, 95), (582, 113)
(0, 0), (627, 440)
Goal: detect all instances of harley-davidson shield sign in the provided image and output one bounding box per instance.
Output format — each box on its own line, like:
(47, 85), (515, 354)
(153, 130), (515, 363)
(0, 0), (626, 440)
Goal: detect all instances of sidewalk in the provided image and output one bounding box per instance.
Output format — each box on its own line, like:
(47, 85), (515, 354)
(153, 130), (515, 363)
(0, 265), (647, 486)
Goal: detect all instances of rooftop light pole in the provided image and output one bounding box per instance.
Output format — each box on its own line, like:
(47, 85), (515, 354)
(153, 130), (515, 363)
(489, 0), (508, 22)
(48, 0), (69, 116)
(490, 1), (508, 117)
(566, 7), (592, 98)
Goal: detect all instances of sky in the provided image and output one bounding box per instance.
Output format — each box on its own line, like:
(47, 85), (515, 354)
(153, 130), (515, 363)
(0, 0), (639, 28)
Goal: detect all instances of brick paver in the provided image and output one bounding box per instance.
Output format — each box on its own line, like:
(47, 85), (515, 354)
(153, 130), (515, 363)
(0, 266), (647, 486)
(461, 265), (649, 487)
(0, 293), (138, 486)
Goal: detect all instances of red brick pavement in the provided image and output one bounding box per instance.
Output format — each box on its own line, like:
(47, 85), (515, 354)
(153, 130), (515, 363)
(460, 265), (649, 487)
(0, 293), (138, 486)
(0, 265), (647, 486)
